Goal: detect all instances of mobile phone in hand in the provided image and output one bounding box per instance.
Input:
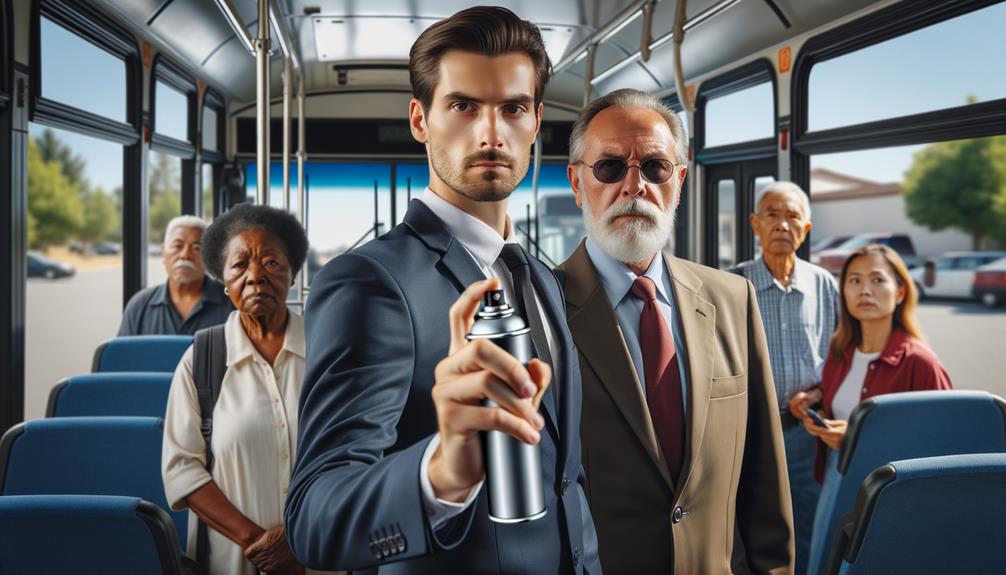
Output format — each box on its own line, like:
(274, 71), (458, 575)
(805, 407), (830, 428)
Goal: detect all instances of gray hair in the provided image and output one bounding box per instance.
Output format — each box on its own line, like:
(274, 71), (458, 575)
(163, 215), (207, 244)
(569, 88), (688, 165)
(755, 181), (812, 220)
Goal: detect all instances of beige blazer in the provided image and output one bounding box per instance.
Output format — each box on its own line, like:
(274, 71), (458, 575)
(557, 241), (793, 575)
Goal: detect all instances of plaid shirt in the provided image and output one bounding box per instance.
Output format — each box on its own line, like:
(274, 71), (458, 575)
(733, 256), (839, 407)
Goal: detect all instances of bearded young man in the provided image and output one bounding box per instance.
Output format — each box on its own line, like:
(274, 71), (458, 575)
(555, 89), (793, 575)
(286, 7), (601, 574)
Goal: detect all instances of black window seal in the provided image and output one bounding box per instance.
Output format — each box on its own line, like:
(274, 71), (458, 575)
(790, 0), (1006, 192)
(695, 58), (777, 163)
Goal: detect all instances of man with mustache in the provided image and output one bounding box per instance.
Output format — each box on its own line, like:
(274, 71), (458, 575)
(731, 182), (839, 575)
(556, 89), (793, 574)
(286, 7), (600, 574)
(118, 215), (233, 336)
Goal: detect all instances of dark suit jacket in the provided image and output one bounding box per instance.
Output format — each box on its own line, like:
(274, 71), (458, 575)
(285, 200), (601, 575)
(556, 241), (793, 575)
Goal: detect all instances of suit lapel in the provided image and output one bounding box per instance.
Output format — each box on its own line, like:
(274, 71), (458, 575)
(525, 258), (562, 445)
(665, 255), (715, 496)
(562, 243), (675, 490)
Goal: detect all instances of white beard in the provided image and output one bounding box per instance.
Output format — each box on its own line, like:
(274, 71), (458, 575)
(582, 192), (675, 267)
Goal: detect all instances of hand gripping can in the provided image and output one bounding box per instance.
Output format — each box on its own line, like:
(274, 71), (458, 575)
(466, 289), (547, 523)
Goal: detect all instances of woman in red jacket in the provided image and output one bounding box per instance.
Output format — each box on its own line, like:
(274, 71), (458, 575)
(788, 244), (952, 482)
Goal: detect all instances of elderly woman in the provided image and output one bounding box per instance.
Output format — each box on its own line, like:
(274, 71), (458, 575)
(162, 203), (310, 575)
(789, 244), (953, 482)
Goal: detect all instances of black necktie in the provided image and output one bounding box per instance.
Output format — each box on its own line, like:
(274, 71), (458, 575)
(498, 244), (554, 379)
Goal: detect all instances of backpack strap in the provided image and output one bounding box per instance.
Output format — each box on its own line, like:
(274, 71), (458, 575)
(192, 324), (227, 573)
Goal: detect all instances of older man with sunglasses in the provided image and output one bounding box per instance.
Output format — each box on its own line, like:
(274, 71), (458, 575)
(555, 89), (793, 575)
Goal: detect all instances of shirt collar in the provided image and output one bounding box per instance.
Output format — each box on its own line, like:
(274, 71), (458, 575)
(225, 309), (306, 367)
(841, 327), (910, 367)
(151, 277), (227, 306)
(418, 187), (515, 266)
(585, 236), (669, 307)
(750, 256), (813, 294)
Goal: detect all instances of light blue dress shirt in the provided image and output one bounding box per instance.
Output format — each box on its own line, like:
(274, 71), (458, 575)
(584, 238), (689, 408)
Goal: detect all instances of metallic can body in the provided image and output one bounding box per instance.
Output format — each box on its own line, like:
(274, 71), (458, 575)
(466, 290), (546, 523)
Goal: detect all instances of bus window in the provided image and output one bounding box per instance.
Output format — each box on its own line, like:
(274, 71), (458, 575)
(201, 163), (214, 220)
(703, 81), (774, 148)
(202, 105), (219, 153)
(39, 17), (125, 122)
(154, 80), (188, 142)
(146, 150), (181, 287)
(25, 124), (123, 419)
(808, 3), (1006, 131)
(716, 179), (737, 269)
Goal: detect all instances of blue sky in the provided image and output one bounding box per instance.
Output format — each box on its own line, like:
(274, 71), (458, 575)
(30, 3), (1006, 250)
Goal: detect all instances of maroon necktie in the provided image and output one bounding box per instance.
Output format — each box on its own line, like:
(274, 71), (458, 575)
(630, 276), (685, 480)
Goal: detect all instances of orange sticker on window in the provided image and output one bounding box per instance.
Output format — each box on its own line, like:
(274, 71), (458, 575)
(778, 47), (792, 74)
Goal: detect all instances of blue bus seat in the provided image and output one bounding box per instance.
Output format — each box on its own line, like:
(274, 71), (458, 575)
(0, 417), (188, 546)
(807, 390), (1006, 575)
(46, 372), (174, 418)
(92, 335), (192, 373)
(825, 453), (1006, 574)
(0, 494), (194, 575)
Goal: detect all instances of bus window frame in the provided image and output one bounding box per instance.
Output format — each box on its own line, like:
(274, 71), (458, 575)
(0, 0), (21, 433)
(694, 58), (779, 267)
(149, 54), (196, 227)
(201, 88), (226, 219)
(790, 0), (1006, 196)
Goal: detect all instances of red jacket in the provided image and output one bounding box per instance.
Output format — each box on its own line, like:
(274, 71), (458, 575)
(814, 328), (953, 482)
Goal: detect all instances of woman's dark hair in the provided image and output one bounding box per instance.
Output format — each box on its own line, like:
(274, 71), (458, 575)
(409, 6), (551, 111)
(201, 203), (309, 281)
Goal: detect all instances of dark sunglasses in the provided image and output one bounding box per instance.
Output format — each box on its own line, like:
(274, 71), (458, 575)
(575, 158), (679, 184)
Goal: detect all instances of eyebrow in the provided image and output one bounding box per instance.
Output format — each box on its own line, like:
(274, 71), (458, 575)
(443, 92), (533, 105)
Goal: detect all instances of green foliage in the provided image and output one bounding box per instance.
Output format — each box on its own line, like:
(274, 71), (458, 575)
(35, 128), (87, 192)
(903, 135), (1006, 248)
(148, 151), (181, 244)
(27, 137), (83, 249)
(78, 186), (119, 244)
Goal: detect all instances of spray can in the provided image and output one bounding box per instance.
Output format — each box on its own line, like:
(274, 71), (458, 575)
(466, 289), (547, 523)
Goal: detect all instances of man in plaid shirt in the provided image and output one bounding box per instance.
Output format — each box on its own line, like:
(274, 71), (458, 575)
(733, 181), (839, 575)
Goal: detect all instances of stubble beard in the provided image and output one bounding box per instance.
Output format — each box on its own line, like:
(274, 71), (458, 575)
(428, 137), (528, 203)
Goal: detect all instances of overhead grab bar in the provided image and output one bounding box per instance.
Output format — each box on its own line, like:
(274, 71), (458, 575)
(553, 0), (657, 74)
(640, 0), (657, 62)
(590, 0), (744, 86)
(212, 0), (255, 54)
(583, 43), (597, 106)
(673, 0), (694, 113)
(269, 1), (302, 70)
(255, 0), (270, 206)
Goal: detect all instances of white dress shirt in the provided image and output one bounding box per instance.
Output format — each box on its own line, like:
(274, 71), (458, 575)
(417, 188), (561, 527)
(163, 311), (329, 575)
(584, 237), (689, 406)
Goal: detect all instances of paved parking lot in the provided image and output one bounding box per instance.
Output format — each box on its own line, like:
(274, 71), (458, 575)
(20, 266), (1006, 420)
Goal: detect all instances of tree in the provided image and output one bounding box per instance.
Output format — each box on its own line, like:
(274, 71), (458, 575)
(903, 135), (1006, 249)
(148, 151), (182, 244)
(36, 128), (87, 192)
(27, 137), (83, 249)
(78, 186), (119, 245)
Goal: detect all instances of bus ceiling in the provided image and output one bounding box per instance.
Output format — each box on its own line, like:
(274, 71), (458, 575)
(91, 0), (879, 108)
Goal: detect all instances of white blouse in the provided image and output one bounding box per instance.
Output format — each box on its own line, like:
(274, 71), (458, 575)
(831, 349), (882, 421)
(162, 310), (315, 575)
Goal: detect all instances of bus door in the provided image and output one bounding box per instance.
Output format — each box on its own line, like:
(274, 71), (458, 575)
(704, 158), (776, 270)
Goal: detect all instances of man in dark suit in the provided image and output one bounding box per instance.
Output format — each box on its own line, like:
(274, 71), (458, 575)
(556, 89), (793, 574)
(285, 7), (600, 574)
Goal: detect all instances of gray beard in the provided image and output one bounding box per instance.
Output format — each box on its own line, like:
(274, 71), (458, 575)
(582, 194), (675, 267)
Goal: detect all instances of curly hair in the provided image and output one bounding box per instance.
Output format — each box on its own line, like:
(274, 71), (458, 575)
(201, 203), (309, 282)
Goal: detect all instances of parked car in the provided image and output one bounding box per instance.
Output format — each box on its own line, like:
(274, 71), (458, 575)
(809, 235), (851, 263)
(816, 233), (917, 275)
(26, 251), (75, 279)
(974, 256), (1006, 308)
(91, 242), (121, 255)
(909, 251), (1006, 300)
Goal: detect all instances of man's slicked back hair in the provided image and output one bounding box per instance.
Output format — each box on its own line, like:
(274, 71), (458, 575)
(569, 88), (688, 165)
(409, 6), (551, 112)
